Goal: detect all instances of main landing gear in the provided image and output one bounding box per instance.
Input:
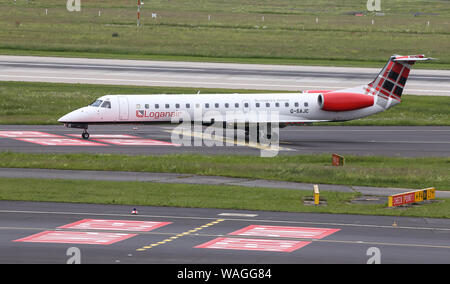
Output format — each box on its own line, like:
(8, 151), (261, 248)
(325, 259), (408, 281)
(224, 122), (276, 144)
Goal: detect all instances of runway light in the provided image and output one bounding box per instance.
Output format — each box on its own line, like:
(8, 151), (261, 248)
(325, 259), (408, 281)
(131, 208), (138, 215)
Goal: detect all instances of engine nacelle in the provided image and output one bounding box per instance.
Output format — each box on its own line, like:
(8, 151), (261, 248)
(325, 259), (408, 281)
(317, 92), (374, 112)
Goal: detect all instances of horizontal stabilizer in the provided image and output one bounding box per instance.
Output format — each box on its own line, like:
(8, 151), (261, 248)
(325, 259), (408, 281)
(392, 54), (436, 62)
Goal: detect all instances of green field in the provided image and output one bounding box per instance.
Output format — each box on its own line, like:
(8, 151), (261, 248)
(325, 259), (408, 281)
(0, 81), (449, 125)
(0, 177), (448, 218)
(1, 152), (448, 190)
(1, 0), (450, 68)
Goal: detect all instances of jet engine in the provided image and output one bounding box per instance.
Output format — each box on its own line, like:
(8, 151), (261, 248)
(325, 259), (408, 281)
(317, 92), (374, 112)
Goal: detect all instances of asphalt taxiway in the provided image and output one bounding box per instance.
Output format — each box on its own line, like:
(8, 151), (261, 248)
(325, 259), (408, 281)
(1, 167), (449, 198)
(1, 201), (449, 264)
(1, 55), (449, 96)
(0, 125), (449, 157)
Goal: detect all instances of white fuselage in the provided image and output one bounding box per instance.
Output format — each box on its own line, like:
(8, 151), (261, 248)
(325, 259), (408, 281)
(58, 54), (433, 141)
(58, 92), (386, 125)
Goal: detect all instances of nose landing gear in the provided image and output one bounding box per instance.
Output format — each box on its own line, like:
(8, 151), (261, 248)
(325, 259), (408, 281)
(63, 123), (90, 139)
(81, 129), (90, 140)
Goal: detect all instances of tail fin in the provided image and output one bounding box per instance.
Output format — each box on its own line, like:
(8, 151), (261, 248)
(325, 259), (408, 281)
(365, 54), (433, 106)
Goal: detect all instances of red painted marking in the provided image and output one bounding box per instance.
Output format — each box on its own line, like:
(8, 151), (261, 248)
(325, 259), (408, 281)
(195, 237), (310, 252)
(401, 68), (410, 78)
(380, 89), (390, 97)
(392, 63), (403, 73)
(378, 94), (389, 100)
(229, 225), (340, 239)
(94, 138), (177, 146)
(304, 90), (333, 94)
(13, 231), (137, 245)
(392, 192), (416, 207)
(0, 131), (62, 138)
(67, 134), (140, 139)
(390, 94), (402, 102)
(58, 219), (171, 232)
(386, 61), (393, 71)
(14, 138), (107, 146)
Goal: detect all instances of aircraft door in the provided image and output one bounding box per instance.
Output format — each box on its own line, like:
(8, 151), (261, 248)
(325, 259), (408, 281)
(118, 96), (129, 120)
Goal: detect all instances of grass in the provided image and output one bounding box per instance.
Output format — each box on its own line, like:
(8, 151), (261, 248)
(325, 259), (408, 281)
(0, 177), (448, 218)
(0, 81), (270, 124)
(0, 152), (448, 190)
(0, 81), (449, 125)
(1, 0), (450, 68)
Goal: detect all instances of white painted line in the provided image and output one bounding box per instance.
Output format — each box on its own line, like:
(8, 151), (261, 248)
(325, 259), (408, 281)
(218, 213), (258, 217)
(0, 209), (449, 232)
(0, 74), (448, 94)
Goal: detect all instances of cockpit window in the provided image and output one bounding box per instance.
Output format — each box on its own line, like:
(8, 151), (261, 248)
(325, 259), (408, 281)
(90, 99), (103, 107)
(101, 101), (111, 109)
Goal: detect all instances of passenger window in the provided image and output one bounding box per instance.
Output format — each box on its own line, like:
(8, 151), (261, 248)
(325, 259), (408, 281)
(266, 103), (270, 107)
(244, 103), (249, 108)
(165, 104), (170, 109)
(215, 103), (219, 108)
(304, 102), (308, 107)
(256, 103), (260, 108)
(155, 104), (159, 109)
(186, 103), (190, 108)
(235, 103), (239, 108)
(285, 102), (289, 107)
(275, 102), (280, 107)
(294, 102), (299, 107)
(225, 103), (229, 108)
(145, 104), (149, 109)
(205, 103), (210, 108)
(136, 104), (141, 109)
(101, 101), (111, 109)
(175, 103), (180, 108)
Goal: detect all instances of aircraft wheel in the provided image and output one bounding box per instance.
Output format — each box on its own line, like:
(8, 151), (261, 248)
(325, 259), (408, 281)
(82, 132), (90, 140)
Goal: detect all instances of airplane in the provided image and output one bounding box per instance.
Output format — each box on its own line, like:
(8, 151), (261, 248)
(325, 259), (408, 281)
(58, 54), (433, 141)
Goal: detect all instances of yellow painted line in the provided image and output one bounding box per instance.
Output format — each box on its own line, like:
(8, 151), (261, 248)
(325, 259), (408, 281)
(136, 218), (225, 252)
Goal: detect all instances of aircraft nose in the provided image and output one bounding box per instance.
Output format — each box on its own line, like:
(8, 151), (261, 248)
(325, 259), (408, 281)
(58, 112), (71, 123)
(58, 107), (89, 123)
